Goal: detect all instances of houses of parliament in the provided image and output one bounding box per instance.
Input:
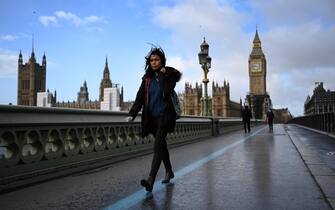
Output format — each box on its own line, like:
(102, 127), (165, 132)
(17, 30), (291, 120)
(17, 47), (127, 110)
(17, 45), (241, 117)
(181, 29), (270, 118)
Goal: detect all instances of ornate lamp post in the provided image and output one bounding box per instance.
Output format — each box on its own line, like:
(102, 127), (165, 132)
(198, 38), (212, 116)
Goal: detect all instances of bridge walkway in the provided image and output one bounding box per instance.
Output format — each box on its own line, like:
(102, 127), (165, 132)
(0, 124), (334, 210)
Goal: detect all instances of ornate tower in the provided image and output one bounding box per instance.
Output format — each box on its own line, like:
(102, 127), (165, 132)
(183, 82), (202, 116)
(212, 80), (230, 117)
(17, 43), (46, 106)
(246, 28), (271, 119)
(78, 80), (89, 104)
(249, 28), (266, 95)
(99, 57), (112, 101)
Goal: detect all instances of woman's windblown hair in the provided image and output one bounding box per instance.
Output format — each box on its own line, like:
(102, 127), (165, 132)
(145, 46), (166, 73)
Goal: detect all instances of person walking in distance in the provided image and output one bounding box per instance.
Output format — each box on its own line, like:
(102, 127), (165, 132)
(127, 47), (182, 192)
(242, 104), (252, 133)
(266, 109), (275, 132)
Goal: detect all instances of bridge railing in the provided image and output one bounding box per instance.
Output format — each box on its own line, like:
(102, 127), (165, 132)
(287, 113), (335, 134)
(0, 105), (255, 182)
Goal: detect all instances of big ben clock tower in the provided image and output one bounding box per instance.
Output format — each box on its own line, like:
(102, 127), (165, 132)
(249, 29), (266, 95)
(246, 29), (271, 119)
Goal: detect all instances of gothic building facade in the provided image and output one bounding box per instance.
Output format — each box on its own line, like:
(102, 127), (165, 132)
(304, 82), (335, 115)
(245, 29), (272, 119)
(17, 48), (46, 106)
(53, 80), (101, 109)
(211, 81), (241, 117)
(182, 81), (242, 117)
(52, 57), (124, 110)
(182, 82), (202, 116)
(18, 49), (125, 110)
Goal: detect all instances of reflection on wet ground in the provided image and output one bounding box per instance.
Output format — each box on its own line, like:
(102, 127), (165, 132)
(111, 125), (330, 210)
(0, 125), (332, 210)
(289, 125), (335, 171)
(139, 183), (174, 210)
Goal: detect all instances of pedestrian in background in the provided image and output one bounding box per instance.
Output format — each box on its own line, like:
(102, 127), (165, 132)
(266, 109), (275, 132)
(242, 104), (252, 133)
(127, 47), (182, 192)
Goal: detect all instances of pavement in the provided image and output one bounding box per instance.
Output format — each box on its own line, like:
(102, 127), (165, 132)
(286, 124), (335, 209)
(0, 124), (333, 210)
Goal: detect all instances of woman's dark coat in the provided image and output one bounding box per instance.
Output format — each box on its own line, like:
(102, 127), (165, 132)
(129, 66), (182, 137)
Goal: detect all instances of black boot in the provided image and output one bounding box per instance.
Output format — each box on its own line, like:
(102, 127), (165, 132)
(161, 171), (175, 184)
(141, 176), (154, 192)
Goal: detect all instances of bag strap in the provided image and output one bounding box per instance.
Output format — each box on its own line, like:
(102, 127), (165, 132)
(145, 77), (151, 106)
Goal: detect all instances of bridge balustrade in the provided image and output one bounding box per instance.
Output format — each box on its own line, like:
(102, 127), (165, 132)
(0, 105), (253, 182)
(288, 112), (335, 134)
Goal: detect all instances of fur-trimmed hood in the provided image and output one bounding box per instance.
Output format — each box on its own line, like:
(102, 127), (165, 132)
(143, 66), (182, 82)
(164, 66), (182, 83)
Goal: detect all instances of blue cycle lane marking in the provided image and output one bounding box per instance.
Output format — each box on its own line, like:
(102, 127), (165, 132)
(103, 126), (267, 210)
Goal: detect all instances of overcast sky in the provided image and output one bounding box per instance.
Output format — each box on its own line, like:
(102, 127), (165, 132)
(0, 0), (334, 116)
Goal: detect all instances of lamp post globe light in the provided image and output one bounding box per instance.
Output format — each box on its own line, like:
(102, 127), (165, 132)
(198, 38), (212, 116)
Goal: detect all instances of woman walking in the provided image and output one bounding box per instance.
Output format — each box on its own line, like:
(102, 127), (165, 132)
(127, 47), (182, 192)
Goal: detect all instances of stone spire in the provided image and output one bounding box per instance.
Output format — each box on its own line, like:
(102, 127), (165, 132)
(29, 36), (36, 63)
(104, 56), (110, 79)
(42, 52), (46, 67)
(18, 50), (23, 65)
(99, 56), (113, 101)
(253, 27), (261, 46)
(31, 36), (35, 58)
(250, 28), (264, 56)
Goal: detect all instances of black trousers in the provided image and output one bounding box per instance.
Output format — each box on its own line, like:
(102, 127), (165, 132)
(243, 120), (251, 133)
(268, 119), (274, 130)
(149, 116), (172, 178)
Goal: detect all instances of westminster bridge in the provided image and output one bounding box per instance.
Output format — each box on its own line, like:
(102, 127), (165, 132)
(0, 105), (334, 210)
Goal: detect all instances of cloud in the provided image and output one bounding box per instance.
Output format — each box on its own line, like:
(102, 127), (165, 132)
(268, 68), (335, 116)
(39, 11), (106, 28)
(250, 0), (335, 26)
(166, 55), (202, 93)
(39, 16), (58, 26)
(55, 11), (82, 26)
(263, 23), (335, 72)
(154, 0), (247, 48)
(153, 0), (251, 101)
(0, 49), (18, 78)
(153, 0), (335, 116)
(0, 35), (18, 41)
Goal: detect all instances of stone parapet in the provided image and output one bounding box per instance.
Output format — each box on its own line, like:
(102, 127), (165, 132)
(0, 105), (248, 186)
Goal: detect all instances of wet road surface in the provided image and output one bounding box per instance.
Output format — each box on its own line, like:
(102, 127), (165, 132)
(0, 124), (331, 210)
(287, 125), (335, 171)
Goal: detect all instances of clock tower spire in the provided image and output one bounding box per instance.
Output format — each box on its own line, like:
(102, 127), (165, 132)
(249, 28), (266, 95)
(246, 28), (271, 119)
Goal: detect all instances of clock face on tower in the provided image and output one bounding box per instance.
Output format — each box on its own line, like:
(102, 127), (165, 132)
(251, 62), (261, 72)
